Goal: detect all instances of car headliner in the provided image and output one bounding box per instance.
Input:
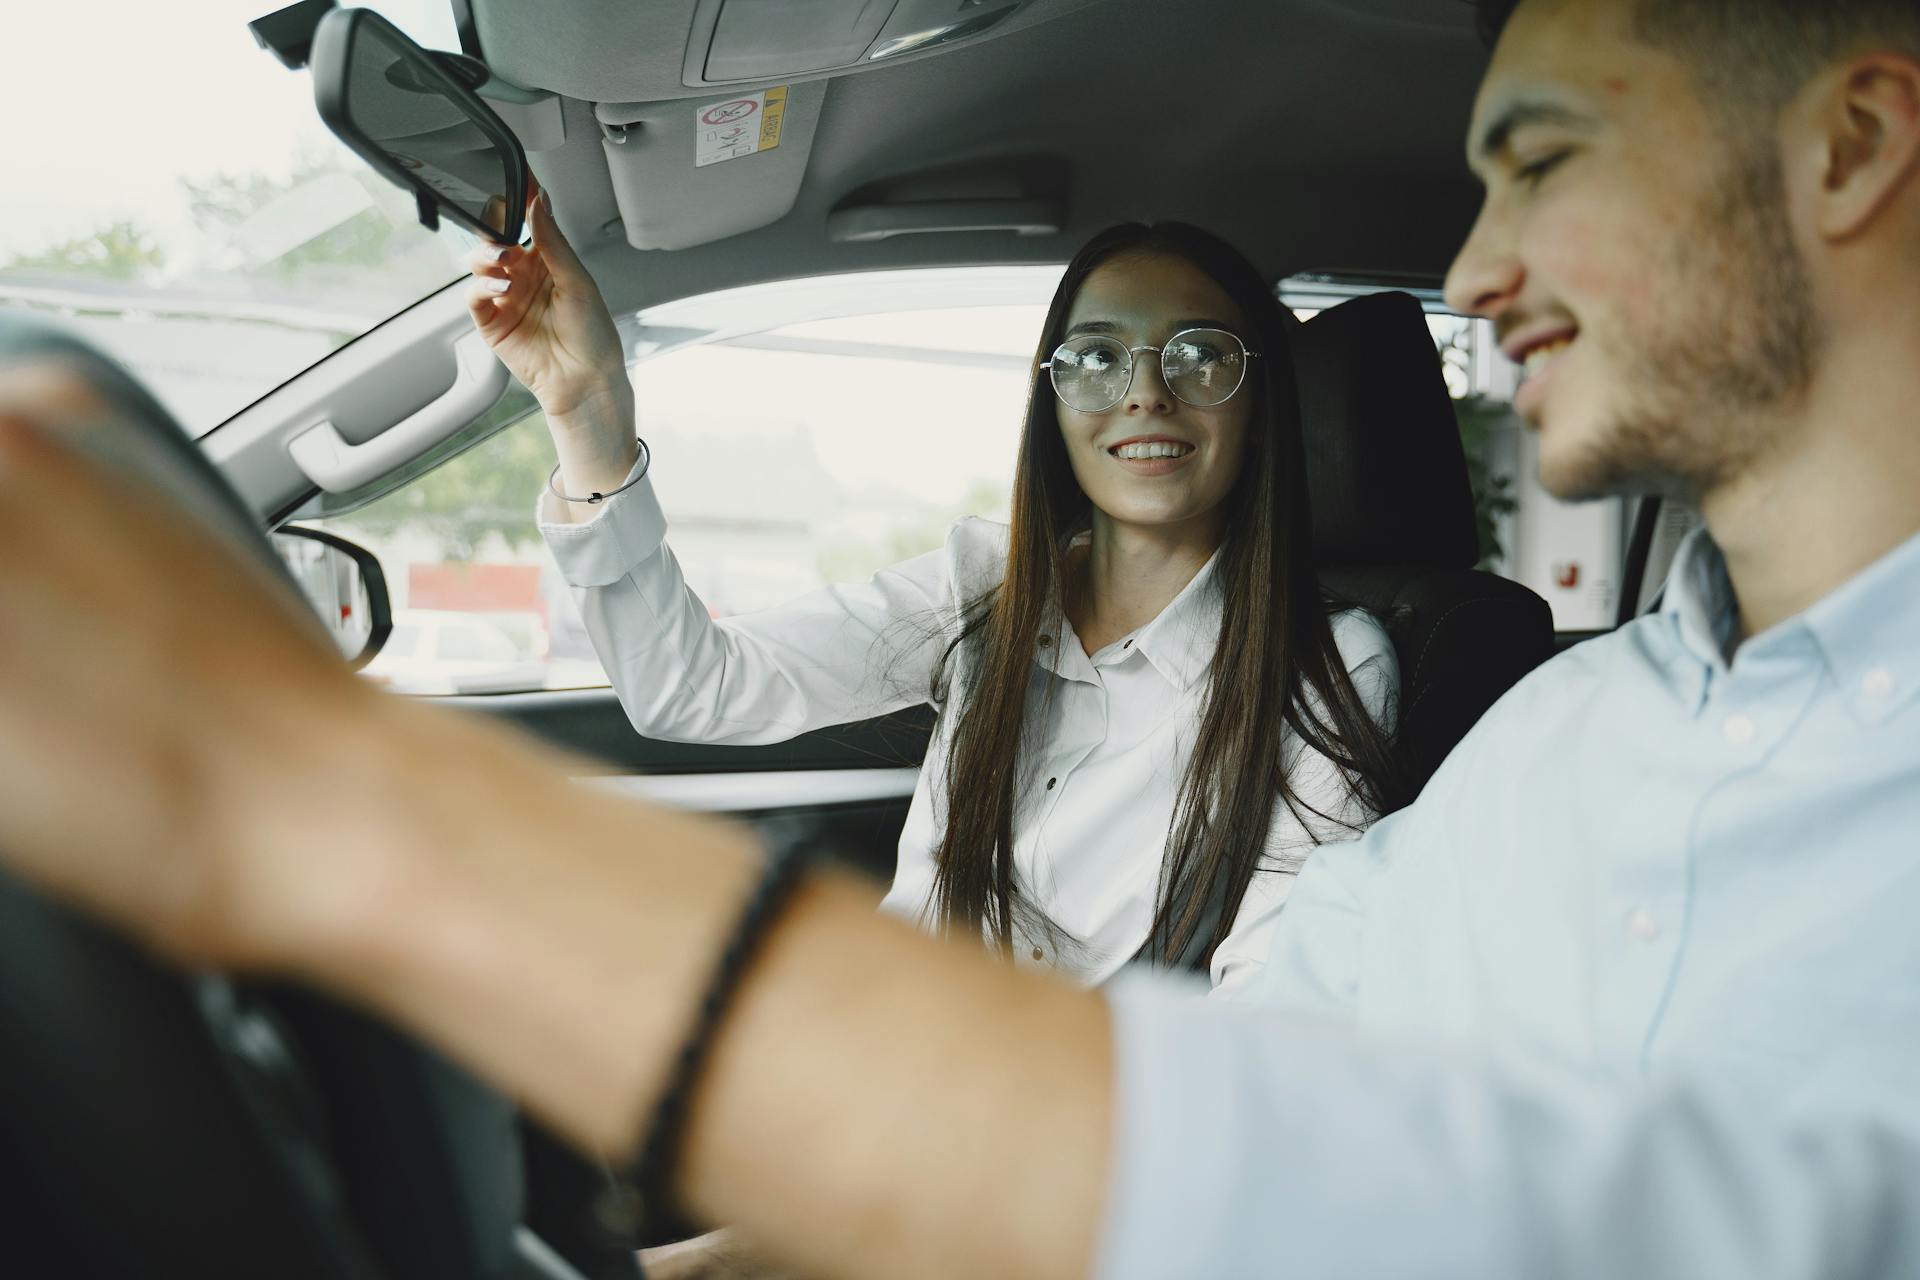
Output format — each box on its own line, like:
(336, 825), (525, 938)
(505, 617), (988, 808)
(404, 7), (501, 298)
(465, 0), (1491, 315)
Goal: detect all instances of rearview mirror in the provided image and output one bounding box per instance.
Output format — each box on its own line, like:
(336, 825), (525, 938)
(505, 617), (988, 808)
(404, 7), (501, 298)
(309, 7), (529, 244)
(273, 526), (392, 670)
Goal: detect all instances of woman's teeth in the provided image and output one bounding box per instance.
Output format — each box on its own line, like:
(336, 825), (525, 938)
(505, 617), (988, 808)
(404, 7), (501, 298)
(1524, 336), (1575, 375)
(1111, 441), (1194, 460)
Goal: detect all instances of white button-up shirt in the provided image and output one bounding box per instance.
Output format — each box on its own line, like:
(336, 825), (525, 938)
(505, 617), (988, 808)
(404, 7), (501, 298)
(540, 475), (1397, 993)
(1099, 526), (1920, 1278)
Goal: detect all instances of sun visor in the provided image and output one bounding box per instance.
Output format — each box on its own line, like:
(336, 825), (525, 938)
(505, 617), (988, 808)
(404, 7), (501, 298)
(684, 0), (1033, 85)
(596, 80), (828, 250)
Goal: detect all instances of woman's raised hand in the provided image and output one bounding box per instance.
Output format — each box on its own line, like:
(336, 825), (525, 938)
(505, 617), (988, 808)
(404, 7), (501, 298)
(467, 187), (630, 428)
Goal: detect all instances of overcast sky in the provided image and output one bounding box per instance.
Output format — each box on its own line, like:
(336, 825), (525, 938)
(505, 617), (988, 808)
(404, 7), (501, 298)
(5, 0), (457, 262)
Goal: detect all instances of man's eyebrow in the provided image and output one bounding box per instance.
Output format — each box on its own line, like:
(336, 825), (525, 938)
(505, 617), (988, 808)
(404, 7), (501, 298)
(1474, 98), (1599, 163)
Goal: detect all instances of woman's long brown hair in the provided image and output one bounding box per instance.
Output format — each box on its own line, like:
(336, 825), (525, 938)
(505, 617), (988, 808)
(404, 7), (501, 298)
(926, 222), (1411, 966)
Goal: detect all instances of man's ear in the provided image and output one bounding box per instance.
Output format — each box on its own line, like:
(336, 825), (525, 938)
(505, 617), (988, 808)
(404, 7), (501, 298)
(1806, 53), (1920, 242)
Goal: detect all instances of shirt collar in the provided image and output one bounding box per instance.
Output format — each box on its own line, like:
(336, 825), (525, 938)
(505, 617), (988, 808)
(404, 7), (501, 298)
(1113, 548), (1225, 693)
(1659, 523), (1920, 725)
(1034, 546), (1225, 694)
(1660, 527), (1741, 676)
(1796, 524), (1920, 725)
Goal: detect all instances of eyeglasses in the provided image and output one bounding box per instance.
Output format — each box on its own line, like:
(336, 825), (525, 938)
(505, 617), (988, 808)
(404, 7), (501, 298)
(1041, 327), (1260, 414)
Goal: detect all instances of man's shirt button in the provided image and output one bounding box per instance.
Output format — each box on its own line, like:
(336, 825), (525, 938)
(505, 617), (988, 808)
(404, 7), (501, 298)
(1723, 714), (1756, 745)
(1626, 908), (1661, 941)
(1862, 666), (1896, 700)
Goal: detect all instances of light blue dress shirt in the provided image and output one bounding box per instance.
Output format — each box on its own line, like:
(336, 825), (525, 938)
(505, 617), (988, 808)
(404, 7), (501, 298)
(1098, 527), (1920, 1279)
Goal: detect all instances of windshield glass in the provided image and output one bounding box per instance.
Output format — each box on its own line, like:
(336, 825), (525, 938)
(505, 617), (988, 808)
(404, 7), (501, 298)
(2, 0), (475, 438)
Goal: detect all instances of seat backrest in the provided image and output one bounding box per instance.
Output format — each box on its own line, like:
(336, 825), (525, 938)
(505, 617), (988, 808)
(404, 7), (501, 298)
(1296, 291), (1555, 793)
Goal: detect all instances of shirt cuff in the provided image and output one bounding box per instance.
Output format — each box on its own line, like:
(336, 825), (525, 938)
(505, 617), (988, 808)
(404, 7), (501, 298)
(534, 456), (669, 589)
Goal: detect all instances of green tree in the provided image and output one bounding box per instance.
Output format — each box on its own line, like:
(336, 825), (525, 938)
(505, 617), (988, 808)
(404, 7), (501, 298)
(5, 219), (165, 279)
(184, 152), (398, 277)
(1454, 393), (1520, 570)
(341, 413), (558, 560)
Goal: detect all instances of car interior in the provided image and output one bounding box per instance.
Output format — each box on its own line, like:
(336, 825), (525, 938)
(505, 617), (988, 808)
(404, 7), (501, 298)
(1, 0), (1665, 1274)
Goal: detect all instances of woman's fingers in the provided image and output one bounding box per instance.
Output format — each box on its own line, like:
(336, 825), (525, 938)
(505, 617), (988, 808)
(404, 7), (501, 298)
(466, 243), (549, 340)
(526, 185), (588, 279)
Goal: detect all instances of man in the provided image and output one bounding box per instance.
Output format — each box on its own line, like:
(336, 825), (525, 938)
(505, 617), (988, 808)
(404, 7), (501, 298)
(0, 0), (1917, 1276)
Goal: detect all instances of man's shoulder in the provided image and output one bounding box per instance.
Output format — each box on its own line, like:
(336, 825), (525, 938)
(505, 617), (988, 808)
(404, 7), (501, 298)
(1414, 616), (1668, 787)
(1483, 614), (1657, 714)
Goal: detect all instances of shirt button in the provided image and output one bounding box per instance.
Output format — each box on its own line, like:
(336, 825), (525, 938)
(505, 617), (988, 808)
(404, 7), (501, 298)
(1045, 776), (1057, 790)
(1037, 634), (1053, 648)
(1031, 947), (1045, 962)
(1625, 907), (1660, 941)
(1862, 667), (1896, 700)
(1722, 713), (1756, 745)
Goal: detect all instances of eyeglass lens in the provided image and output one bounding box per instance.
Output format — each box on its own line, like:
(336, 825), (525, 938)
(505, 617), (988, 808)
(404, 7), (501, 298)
(1048, 328), (1248, 413)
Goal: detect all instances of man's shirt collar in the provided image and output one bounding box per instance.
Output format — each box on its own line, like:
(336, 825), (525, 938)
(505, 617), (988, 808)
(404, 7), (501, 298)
(1658, 524), (1920, 724)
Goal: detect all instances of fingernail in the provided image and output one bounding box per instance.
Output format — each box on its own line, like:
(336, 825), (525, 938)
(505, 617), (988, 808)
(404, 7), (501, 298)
(483, 277), (510, 295)
(541, 191), (553, 214)
(488, 244), (510, 262)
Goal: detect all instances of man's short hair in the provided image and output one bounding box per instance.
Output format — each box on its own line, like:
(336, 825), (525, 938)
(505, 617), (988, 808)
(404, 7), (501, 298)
(1475, 0), (1920, 122)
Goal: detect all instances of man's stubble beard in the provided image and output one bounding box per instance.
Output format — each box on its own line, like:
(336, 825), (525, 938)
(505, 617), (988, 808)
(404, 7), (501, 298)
(1550, 135), (1823, 506)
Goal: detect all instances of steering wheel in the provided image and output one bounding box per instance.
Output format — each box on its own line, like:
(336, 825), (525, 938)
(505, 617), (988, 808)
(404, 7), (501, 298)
(0, 317), (643, 1279)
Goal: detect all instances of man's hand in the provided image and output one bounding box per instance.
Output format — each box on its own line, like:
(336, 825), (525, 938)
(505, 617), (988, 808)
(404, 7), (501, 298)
(0, 364), (1112, 1280)
(0, 382), (393, 970)
(643, 1228), (797, 1280)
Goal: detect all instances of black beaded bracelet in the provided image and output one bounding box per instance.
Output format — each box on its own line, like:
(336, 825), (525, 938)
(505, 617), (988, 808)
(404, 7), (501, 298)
(626, 819), (817, 1231)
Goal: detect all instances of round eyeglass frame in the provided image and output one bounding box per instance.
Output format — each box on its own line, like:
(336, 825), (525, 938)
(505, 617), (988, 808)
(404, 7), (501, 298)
(1040, 327), (1262, 414)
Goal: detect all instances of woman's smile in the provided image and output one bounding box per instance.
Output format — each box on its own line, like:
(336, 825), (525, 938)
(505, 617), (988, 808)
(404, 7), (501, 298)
(1105, 434), (1200, 475)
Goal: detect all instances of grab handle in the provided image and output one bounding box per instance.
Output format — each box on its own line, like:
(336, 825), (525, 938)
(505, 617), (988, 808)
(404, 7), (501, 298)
(288, 328), (509, 493)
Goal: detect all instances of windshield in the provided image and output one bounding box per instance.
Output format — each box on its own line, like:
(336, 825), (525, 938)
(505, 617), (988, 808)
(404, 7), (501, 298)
(2, 1), (476, 438)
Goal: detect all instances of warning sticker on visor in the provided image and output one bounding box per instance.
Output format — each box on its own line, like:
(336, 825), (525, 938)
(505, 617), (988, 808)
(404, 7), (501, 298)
(694, 86), (788, 167)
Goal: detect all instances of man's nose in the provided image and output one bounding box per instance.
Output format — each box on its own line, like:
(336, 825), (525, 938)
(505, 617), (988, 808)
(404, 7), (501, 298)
(1444, 202), (1524, 321)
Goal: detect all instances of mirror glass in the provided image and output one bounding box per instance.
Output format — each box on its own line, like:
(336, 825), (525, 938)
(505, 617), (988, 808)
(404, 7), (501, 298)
(274, 531), (380, 664)
(337, 15), (518, 239)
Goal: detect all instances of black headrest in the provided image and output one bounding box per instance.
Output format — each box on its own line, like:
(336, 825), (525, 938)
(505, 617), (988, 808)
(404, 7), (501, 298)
(1295, 291), (1481, 570)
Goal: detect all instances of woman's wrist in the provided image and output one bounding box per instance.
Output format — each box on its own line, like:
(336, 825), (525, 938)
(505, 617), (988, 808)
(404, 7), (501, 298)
(544, 379), (641, 515)
(544, 375), (633, 448)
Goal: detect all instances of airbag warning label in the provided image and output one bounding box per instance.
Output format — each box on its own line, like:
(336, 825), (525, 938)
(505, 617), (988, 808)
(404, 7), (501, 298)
(694, 86), (788, 167)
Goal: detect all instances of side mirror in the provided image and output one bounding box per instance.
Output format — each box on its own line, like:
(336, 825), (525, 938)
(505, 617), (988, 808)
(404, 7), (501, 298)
(309, 6), (529, 243)
(273, 526), (392, 670)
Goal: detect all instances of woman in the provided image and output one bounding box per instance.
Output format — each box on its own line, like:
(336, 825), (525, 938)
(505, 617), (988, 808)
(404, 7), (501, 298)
(467, 200), (1408, 998)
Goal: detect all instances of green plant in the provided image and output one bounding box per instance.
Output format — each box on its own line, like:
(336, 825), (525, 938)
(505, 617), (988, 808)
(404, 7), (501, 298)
(1453, 393), (1519, 569)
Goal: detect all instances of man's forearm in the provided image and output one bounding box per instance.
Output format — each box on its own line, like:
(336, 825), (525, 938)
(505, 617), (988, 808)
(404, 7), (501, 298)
(304, 704), (1111, 1280)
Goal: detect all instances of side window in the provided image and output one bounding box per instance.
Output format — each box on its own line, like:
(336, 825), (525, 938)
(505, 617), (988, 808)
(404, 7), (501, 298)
(318, 267), (1055, 694)
(1285, 279), (1628, 632)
